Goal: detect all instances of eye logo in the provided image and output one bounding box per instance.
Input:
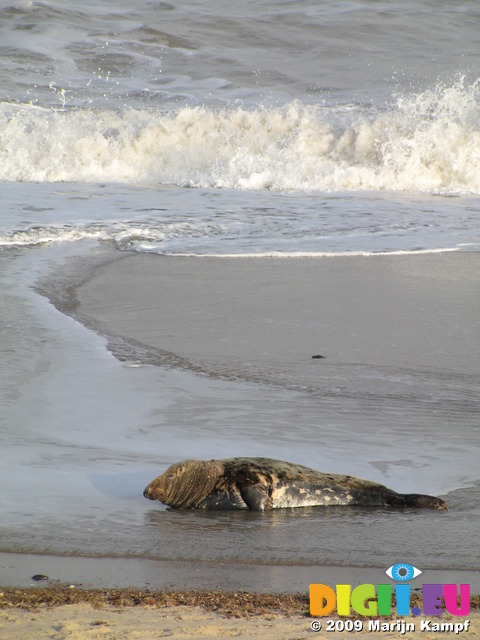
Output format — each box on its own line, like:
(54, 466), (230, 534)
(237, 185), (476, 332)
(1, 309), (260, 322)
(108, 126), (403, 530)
(386, 563), (422, 582)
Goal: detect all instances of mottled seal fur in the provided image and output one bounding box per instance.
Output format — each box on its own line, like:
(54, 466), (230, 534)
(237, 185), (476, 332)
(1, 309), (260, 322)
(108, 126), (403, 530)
(143, 457), (447, 511)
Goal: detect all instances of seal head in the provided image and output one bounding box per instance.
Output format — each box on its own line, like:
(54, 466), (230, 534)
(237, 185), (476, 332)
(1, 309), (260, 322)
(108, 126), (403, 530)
(143, 459), (224, 509)
(399, 493), (448, 510)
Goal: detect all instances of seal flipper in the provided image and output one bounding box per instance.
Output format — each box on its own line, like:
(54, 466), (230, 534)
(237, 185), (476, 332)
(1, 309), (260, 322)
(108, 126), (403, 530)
(239, 484), (273, 511)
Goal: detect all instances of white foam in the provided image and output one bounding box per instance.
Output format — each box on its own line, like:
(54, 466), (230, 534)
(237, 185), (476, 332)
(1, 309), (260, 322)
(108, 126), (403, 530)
(154, 248), (461, 258)
(0, 222), (467, 257)
(0, 220), (228, 252)
(1, 79), (479, 194)
(0, 226), (107, 246)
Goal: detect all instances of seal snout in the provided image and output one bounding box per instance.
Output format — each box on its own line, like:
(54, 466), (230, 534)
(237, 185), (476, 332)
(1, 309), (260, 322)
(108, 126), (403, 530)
(144, 476), (169, 502)
(143, 484), (154, 500)
(406, 493), (448, 511)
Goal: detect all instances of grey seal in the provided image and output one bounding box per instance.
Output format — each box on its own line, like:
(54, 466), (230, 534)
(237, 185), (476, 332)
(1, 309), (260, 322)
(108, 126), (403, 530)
(143, 457), (447, 511)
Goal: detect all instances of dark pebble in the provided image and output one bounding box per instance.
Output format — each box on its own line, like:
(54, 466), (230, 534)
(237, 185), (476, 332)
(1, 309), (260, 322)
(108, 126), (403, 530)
(311, 354), (325, 359)
(31, 574), (49, 581)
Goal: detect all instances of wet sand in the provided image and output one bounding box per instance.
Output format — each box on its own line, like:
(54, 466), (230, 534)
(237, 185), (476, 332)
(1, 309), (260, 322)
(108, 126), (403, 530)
(72, 252), (480, 390)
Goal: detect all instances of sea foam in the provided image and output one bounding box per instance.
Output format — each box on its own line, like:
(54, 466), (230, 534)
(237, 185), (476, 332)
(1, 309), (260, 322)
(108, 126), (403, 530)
(1, 79), (479, 194)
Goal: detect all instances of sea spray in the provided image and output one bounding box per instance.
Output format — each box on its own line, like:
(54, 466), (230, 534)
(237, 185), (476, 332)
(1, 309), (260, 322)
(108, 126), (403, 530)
(1, 79), (479, 194)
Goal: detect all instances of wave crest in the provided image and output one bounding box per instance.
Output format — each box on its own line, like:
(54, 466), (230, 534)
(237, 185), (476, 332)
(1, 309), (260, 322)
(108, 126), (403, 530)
(1, 79), (479, 194)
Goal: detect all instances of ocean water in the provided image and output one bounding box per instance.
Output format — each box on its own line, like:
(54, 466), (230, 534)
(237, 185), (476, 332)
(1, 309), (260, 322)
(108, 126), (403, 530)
(1, 0), (479, 590)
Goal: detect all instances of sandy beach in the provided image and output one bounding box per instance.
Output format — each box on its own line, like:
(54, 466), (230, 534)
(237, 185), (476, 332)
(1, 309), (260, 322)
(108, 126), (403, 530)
(1, 606), (478, 640)
(1, 588), (479, 640)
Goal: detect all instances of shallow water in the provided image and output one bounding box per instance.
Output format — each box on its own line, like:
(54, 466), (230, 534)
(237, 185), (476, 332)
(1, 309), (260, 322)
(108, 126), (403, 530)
(0, 0), (479, 589)
(1, 243), (479, 583)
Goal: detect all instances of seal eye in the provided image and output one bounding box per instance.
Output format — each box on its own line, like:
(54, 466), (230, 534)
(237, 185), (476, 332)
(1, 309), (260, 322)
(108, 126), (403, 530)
(386, 563), (422, 581)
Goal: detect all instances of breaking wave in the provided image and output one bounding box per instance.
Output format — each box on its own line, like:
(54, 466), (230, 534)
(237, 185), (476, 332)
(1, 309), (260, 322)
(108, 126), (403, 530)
(1, 79), (479, 194)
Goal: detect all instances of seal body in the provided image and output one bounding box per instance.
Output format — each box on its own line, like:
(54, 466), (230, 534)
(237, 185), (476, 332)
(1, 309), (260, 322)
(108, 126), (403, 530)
(143, 457), (447, 511)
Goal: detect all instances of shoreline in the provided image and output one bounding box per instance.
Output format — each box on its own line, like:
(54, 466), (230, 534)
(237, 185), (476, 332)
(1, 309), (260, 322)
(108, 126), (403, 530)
(3, 551), (480, 593)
